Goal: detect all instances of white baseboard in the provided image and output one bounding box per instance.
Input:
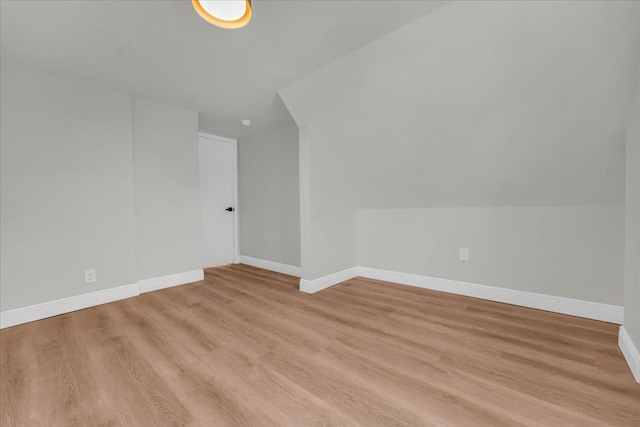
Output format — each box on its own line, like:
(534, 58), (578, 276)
(357, 266), (624, 324)
(0, 283), (139, 329)
(619, 326), (640, 383)
(138, 269), (204, 293)
(0, 269), (205, 329)
(296, 265), (623, 323)
(299, 267), (359, 294)
(239, 255), (301, 277)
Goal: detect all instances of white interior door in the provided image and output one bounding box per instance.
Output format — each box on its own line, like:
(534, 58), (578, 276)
(199, 133), (237, 267)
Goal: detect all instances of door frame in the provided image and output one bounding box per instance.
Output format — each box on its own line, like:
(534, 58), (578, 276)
(198, 131), (239, 264)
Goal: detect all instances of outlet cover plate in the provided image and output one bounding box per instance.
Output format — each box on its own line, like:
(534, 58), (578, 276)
(84, 269), (96, 284)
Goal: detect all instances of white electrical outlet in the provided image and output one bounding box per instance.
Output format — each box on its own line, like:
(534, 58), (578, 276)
(84, 269), (96, 284)
(459, 248), (469, 262)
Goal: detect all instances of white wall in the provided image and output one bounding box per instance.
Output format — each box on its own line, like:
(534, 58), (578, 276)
(238, 122), (301, 267)
(299, 127), (356, 279)
(0, 61), (137, 311)
(0, 61), (202, 313)
(358, 206), (624, 305)
(132, 98), (201, 280)
(282, 1), (637, 209)
(280, 1), (638, 305)
(623, 60), (640, 349)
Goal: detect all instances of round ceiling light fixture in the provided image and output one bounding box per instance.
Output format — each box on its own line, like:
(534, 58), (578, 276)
(192, 0), (252, 29)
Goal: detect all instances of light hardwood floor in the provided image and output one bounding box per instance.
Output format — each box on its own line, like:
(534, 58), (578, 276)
(1, 264), (639, 426)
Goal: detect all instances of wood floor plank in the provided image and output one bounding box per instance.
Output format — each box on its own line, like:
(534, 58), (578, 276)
(0, 322), (43, 427)
(324, 328), (602, 426)
(1, 264), (639, 426)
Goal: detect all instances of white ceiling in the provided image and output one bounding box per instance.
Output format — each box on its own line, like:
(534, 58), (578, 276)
(0, 0), (447, 137)
(280, 0), (639, 207)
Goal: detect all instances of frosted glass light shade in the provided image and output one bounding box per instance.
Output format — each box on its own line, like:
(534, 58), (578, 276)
(193, 0), (252, 29)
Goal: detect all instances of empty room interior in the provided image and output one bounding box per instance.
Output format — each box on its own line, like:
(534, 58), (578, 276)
(1, 0), (640, 425)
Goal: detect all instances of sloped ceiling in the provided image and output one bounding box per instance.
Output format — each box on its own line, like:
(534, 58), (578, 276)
(0, 0), (447, 137)
(280, 1), (640, 207)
